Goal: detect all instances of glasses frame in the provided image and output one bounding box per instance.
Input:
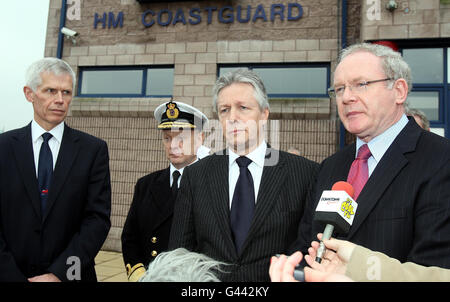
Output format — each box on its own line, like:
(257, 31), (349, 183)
(328, 78), (394, 99)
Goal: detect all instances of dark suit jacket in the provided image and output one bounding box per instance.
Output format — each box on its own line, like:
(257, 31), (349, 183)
(121, 168), (175, 268)
(0, 123), (111, 281)
(169, 148), (319, 281)
(290, 118), (450, 268)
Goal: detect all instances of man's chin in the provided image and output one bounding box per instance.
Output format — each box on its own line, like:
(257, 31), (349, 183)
(227, 140), (261, 155)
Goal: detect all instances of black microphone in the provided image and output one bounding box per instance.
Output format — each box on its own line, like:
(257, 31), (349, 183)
(313, 181), (357, 263)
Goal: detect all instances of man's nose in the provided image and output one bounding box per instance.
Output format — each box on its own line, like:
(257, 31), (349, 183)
(171, 138), (182, 149)
(228, 107), (240, 121)
(55, 91), (64, 103)
(341, 86), (357, 103)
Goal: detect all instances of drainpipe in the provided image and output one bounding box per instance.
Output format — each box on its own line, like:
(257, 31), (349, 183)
(339, 0), (347, 149)
(56, 0), (67, 59)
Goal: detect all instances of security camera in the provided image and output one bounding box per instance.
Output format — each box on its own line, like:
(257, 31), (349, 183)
(386, 0), (398, 11)
(61, 27), (79, 37)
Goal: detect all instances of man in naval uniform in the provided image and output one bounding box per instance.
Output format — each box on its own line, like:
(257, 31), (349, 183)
(121, 100), (208, 281)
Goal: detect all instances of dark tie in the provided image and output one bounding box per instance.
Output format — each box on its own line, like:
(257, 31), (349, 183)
(38, 133), (53, 215)
(172, 170), (181, 199)
(230, 156), (255, 254)
(347, 144), (372, 200)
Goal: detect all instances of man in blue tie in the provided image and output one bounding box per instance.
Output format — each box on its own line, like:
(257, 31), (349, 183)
(0, 58), (111, 281)
(169, 69), (319, 281)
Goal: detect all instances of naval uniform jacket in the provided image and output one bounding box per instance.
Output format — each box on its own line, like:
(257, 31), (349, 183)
(121, 168), (175, 268)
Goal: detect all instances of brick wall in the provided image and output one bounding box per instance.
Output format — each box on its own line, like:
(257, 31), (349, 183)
(45, 0), (346, 120)
(361, 0), (450, 40)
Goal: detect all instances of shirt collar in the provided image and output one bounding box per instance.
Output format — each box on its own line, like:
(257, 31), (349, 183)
(31, 120), (65, 144)
(169, 157), (198, 176)
(356, 114), (408, 162)
(228, 140), (267, 168)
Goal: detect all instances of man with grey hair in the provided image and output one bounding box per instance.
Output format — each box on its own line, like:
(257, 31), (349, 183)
(169, 68), (318, 281)
(0, 57), (111, 281)
(287, 43), (450, 270)
(404, 104), (430, 131)
(139, 248), (227, 282)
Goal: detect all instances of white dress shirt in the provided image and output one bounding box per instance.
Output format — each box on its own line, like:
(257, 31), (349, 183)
(228, 141), (267, 209)
(355, 114), (408, 177)
(31, 120), (64, 177)
(169, 157), (199, 188)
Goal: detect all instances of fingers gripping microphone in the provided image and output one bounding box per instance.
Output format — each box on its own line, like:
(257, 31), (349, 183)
(314, 181), (357, 263)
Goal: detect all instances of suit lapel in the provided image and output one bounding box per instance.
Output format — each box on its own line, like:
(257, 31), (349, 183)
(347, 120), (420, 239)
(11, 123), (42, 219)
(208, 152), (236, 255)
(43, 124), (80, 222)
(241, 148), (286, 254)
(150, 168), (174, 229)
(328, 144), (355, 188)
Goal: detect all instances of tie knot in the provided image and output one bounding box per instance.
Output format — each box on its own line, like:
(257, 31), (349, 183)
(42, 132), (53, 143)
(357, 144), (371, 160)
(173, 170), (181, 180)
(236, 156), (252, 168)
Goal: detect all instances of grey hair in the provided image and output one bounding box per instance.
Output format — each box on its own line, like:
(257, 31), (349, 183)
(404, 103), (430, 131)
(212, 68), (270, 113)
(338, 43), (412, 93)
(139, 248), (229, 282)
(25, 57), (76, 92)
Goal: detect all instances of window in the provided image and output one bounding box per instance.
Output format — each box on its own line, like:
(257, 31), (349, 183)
(403, 48), (443, 83)
(78, 66), (174, 97)
(407, 91), (440, 121)
(402, 47), (447, 137)
(218, 64), (330, 98)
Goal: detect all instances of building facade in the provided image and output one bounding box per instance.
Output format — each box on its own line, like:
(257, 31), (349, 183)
(44, 0), (450, 251)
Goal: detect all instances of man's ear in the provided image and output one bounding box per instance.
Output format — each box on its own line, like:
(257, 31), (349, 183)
(393, 78), (408, 105)
(199, 131), (205, 144)
(23, 86), (34, 103)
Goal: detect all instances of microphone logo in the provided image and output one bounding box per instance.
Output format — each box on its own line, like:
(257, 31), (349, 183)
(341, 198), (355, 219)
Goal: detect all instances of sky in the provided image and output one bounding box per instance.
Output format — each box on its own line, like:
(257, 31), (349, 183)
(0, 1), (50, 132)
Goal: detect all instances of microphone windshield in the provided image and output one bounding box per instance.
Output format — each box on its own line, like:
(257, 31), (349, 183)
(332, 181), (354, 199)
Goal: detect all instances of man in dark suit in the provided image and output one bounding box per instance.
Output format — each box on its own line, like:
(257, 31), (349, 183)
(169, 69), (319, 281)
(121, 100), (208, 281)
(288, 43), (450, 270)
(0, 58), (111, 282)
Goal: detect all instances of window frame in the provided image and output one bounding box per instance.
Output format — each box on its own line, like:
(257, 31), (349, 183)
(217, 63), (331, 99)
(77, 65), (174, 98)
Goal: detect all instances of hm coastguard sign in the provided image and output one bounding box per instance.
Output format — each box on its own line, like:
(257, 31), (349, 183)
(94, 3), (303, 29)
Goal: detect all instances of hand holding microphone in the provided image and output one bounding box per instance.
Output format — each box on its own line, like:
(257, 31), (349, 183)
(269, 236), (357, 282)
(313, 181), (357, 263)
(270, 181), (357, 281)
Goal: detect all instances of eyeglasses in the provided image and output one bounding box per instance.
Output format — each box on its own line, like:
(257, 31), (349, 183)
(328, 78), (393, 99)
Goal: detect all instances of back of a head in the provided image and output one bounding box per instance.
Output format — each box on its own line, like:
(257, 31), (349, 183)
(338, 43), (412, 94)
(25, 57), (76, 92)
(212, 68), (270, 113)
(139, 248), (228, 282)
(405, 105), (430, 131)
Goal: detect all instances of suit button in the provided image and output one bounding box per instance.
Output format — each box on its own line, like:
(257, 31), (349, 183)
(151, 237), (157, 243)
(151, 250), (157, 257)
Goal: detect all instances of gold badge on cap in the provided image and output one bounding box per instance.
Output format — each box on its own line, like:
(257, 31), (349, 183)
(166, 102), (179, 119)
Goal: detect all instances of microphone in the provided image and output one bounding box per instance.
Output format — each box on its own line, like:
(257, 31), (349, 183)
(290, 181), (357, 281)
(314, 181), (357, 263)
